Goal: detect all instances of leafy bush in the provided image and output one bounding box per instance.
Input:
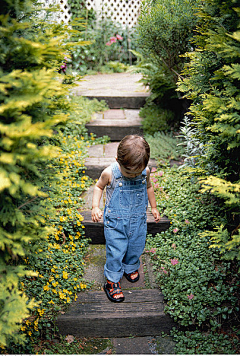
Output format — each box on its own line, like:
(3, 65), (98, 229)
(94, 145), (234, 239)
(0, 0), (105, 350)
(0, 0), (75, 347)
(177, 0), (240, 262)
(137, 0), (200, 83)
(145, 132), (185, 161)
(140, 102), (174, 134)
(3, 92), (108, 353)
(146, 167), (239, 353)
(133, 0), (199, 129)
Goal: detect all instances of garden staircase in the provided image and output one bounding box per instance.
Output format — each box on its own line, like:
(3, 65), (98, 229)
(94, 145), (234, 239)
(56, 73), (175, 342)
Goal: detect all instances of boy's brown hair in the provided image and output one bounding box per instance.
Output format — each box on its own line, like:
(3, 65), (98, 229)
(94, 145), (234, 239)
(117, 135), (150, 171)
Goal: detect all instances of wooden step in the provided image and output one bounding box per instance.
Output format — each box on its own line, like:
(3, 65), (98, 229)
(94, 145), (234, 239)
(74, 73), (150, 110)
(80, 210), (170, 244)
(56, 289), (175, 338)
(84, 95), (148, 109)
(85, 109), (143, 141)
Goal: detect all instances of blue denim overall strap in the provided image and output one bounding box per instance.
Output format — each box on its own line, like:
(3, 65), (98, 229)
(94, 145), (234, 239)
(104, 162), (148, 283)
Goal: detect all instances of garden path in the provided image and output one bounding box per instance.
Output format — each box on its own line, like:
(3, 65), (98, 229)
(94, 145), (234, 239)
(56, 73), (176, 354)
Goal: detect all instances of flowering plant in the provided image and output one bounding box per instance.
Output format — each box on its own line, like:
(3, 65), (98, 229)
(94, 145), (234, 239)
(144, 167), (239, 353)
(106, 34), (123, 46)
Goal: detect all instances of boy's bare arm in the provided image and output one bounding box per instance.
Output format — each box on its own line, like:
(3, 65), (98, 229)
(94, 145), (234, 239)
(91, 167), (111, 222)
(146, 167), (161, 222)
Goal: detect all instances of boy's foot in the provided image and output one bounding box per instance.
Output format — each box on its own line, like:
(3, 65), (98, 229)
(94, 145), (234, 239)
(124, 270), (139, 283)
(104, 280), (125, 303)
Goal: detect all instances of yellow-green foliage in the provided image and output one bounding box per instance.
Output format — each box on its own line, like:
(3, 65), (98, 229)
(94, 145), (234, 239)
(200, 176), (240, 262)
(178, 0), (240, 262)
(0, 0), (87, 348)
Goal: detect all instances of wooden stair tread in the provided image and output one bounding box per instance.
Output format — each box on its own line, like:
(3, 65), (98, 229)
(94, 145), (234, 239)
(80, 210), (170, 244)
(56, 289), (175, 337)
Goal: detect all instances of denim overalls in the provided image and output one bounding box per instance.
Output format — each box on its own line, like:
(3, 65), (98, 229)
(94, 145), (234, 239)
(104, 162), (148, 283)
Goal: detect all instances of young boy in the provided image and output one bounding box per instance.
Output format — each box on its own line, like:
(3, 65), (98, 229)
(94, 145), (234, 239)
(92, 135), (160, 302)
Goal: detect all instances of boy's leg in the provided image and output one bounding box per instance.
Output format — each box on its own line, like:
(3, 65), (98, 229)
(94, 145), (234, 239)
(122, 215), (147, 275)
(104, 219), (128, 283)
(104, 222), (127, 302)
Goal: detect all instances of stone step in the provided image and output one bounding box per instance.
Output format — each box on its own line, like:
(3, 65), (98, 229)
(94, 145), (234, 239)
(85, 142), (157, 180)
(85, 109), (143, 141)
(80, 210), (170, 244)
(56, 289), (175, 338)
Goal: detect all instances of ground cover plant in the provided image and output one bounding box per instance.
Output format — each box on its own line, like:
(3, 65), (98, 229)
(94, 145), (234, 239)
(34, 335), (112, 354)
(145, 167), (240, 354)
(143, 0), (240, 353)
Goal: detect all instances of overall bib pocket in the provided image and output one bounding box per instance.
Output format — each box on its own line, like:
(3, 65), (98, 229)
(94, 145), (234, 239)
(119, 187), (145, 210)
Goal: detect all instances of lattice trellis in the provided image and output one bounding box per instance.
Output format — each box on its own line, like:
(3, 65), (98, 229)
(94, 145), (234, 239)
(44, 0), (72, 24)
(86, 0), (142, 28)
(43, 0), (141, 28)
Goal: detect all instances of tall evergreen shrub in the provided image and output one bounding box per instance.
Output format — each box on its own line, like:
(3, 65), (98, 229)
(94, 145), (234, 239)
(0, 0), (76, 346)
(178, 0), (240, 262)
(135, 0), (200, 128)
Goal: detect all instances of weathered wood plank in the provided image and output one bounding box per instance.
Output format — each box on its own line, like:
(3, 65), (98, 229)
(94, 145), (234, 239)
(56, 289), (175, 338)
(73, 289), (164, 304)
(80, 210), (170, 244)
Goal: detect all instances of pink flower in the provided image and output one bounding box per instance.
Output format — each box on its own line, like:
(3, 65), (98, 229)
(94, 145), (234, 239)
(185, 219), (190, 224)
(170, 258), (179, 265)
(145, 247), (156, 254)
(187, 293), (194, 300)
(110, 36), (117, 43)
(158, 171), (164, 176)
(173, 228), (179, 234)
(171, 243), (176, 250)
(106, 42), (111, 46)
(151, 167), (157, 173)
(116, 34), (123, 40)
(152, 178), (158, 183)
(154, 183), (159, 189)
(159, 187), (164, 191)
(161, 267), (168, 274)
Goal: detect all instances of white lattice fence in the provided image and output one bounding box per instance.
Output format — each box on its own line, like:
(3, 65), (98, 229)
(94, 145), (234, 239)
(43, 0), (142, 28)
(86, 0), (142, 28)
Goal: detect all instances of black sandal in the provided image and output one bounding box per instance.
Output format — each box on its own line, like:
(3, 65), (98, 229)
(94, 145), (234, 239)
(104, 280), (125, 303)
(124, 270), (139, 283)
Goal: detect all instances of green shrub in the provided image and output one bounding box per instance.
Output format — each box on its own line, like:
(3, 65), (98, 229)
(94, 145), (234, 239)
(145, 132), (185, 161)
(133, 0), (200, 129)
(0, 0), (94, 349)
(178, 0), (240, 262)
(140, 102), (173, 134)
(146, 167), (239, 353)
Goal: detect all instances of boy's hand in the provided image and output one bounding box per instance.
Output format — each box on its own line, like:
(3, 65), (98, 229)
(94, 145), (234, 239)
(92, 207), (103, 222)
(151, 207), (161, 223)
